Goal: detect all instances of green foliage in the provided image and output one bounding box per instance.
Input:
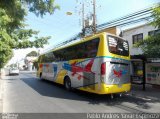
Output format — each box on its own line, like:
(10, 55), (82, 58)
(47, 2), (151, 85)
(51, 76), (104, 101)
(0, 0), (59, 68)
(0, 41), (13, 68)
(26, 51), (38, 57)
(11, 29), (50, 49)
(135, 4), (160, 58)
(0, 0), (60, 18)
(25, 0), (60, 17)
(151, 4), (160, 28)
(135, 33), (160, 58)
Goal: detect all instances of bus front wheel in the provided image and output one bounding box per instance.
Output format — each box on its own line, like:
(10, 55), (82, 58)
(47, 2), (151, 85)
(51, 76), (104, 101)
(64, 77), (71, 91)
(40, 73), (44, 80)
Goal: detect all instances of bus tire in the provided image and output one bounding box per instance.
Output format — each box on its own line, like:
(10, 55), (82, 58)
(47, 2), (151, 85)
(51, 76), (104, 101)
(40, 73), (44, 80)
(64, 76), (71, 91)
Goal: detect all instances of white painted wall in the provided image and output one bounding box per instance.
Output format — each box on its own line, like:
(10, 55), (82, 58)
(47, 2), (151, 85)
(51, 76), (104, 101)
(123, 24), (157, 55)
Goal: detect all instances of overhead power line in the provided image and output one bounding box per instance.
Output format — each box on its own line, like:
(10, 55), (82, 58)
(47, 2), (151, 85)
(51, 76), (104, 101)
(98, 7), (152, 28)
(97, 15), (153, 31)
(43, 5), (155, 54)
(97, 7), (152, 29)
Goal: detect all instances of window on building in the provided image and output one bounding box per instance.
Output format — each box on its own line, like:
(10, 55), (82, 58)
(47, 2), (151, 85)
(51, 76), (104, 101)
(132, 33), (143, 44)
(148, 29), (160, 36)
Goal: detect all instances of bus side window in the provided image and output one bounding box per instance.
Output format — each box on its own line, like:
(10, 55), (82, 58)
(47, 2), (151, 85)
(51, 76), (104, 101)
(85, 38), (100, 58)
(77, 44), (84, 59)
(65, 47), (71, 60)
(53, 51), (59, 61)
(86, 44), (92, 57)
(72, 45), (78, 59)
(62, 50), (67, 61)
(52, 52), (56, 61)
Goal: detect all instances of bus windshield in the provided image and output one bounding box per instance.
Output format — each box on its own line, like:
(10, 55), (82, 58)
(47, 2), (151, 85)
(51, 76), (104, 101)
(107, 35), (129, 56)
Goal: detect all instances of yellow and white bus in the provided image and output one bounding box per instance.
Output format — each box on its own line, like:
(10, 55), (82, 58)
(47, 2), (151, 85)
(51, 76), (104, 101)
(37, 32), (131, 94)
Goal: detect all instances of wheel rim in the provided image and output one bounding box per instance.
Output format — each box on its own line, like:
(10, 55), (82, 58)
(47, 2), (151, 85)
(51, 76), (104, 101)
(65, 79), (71, 89)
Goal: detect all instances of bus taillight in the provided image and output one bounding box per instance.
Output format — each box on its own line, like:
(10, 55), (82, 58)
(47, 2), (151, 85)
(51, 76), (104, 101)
(101, 62), (106, 75)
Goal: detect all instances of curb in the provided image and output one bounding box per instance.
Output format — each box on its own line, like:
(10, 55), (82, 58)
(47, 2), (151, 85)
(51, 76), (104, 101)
(0, 69), (5, 113)
(0, 79), (3, 113)
(129, 84), (160, 102)
(126, 92), (160, 102)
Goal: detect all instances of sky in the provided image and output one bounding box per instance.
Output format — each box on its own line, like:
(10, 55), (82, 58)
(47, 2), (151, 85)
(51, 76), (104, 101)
(8, 0), (160, 65)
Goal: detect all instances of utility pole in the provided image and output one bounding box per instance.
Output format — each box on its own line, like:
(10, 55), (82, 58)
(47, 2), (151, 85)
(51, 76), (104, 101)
(92, 0), (97, 33)
(82, 3), (85, 30)
(78, 0), (97, 36)
(82, 3), (85, 36)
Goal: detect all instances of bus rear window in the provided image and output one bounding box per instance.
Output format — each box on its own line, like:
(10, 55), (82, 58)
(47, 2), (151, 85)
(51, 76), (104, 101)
(107, 35), (129, 56)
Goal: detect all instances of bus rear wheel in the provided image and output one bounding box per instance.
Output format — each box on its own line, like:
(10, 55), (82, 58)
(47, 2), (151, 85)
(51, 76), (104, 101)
(64, 77), (71, 91)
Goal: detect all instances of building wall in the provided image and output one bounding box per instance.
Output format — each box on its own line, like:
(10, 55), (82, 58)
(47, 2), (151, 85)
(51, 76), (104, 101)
(99, 27), (117, 35)
(123, 24), (156, 55)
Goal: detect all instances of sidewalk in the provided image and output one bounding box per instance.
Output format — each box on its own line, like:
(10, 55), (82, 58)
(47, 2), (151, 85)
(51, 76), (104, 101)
(0, 79), (3, 113)
(20, 70), (36, 74)
(129, 84), (160, 101)
(0, 69), (5, 113)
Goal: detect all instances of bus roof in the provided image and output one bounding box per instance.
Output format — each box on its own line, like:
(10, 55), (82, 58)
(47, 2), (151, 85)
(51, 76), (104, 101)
(39, 32), (125, 56)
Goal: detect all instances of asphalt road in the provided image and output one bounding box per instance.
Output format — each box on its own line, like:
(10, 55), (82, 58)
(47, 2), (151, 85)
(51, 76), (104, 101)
(1, 71), (160, 115)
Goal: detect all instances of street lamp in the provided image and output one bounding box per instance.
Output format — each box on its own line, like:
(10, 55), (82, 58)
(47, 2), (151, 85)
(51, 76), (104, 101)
(66, 12), (73, 16)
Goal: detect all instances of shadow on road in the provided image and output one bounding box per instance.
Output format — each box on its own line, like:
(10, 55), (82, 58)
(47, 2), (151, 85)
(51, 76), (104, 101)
(21, 77), (159, 111)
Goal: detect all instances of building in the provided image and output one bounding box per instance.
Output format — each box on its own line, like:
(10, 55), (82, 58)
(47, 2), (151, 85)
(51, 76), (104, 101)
(24, 56), (38, 71)
(123, 24), (159, 55)
(123, 23), (160, 86)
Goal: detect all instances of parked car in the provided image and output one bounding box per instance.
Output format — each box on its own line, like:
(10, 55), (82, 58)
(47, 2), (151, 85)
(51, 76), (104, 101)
(9, 67), (19, 75)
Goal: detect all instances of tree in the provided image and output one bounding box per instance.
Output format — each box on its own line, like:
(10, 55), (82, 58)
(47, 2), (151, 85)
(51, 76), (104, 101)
(152, 4), (160, 28)
(24, 51), (38, 70)
(135, 4), (160, 58)
(0, 0), (60, 68)
(0, 41), (13, 68)
(26, 51), (38, 57)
